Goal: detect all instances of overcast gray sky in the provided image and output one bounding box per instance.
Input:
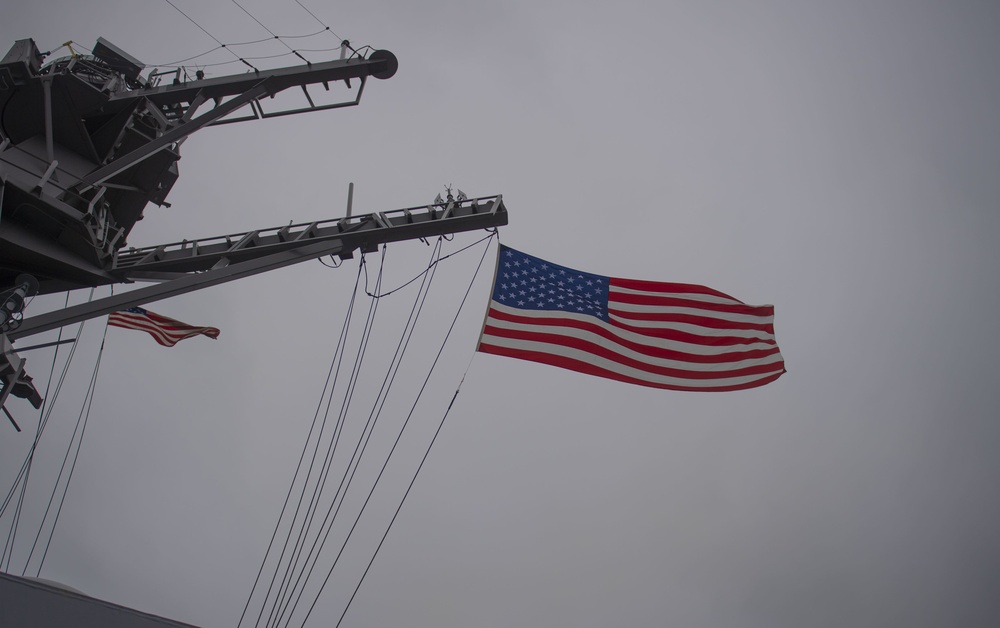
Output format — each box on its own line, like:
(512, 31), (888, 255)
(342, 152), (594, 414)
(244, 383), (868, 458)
(2, 1), (1000, 626)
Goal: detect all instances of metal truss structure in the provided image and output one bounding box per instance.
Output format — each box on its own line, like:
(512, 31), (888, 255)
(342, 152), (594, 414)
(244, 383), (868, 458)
(0, 36), (508, 428)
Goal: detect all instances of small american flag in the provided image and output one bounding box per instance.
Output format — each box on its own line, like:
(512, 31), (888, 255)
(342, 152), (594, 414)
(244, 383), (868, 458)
(477, 245), (784, 392)
(108, 307), (220, 347)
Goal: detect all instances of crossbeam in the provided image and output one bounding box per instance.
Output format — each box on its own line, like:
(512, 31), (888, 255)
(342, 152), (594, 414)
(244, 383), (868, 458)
(8, 195), (507, 340)
(113, 195), (506, 276)
(78, 80), (272, 191)
(117, 50), (397, 109)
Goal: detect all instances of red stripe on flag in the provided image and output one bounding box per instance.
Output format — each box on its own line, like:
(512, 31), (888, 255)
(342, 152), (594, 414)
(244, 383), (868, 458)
(485, 306), (767, 348)
(608, 309), (776, 333)
(608, 292), (774, 316)
(484, 308), (780, 363)
(481, 323), (784, 380)
(109, 310), (220, 347)
(478, 342), (784, 392)
(609, 277), (741, 302)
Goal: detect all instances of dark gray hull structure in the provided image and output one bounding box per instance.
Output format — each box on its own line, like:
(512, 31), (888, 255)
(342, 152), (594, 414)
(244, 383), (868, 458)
(0, 571), (199, 628)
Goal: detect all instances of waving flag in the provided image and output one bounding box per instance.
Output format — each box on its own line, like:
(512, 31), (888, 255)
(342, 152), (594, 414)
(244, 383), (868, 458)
(477, 245), (784, 392)
(108, 307), (220, 347)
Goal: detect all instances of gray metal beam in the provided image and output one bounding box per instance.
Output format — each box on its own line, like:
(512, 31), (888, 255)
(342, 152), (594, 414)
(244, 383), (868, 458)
(7, 239), (345, 340)
(115, 51), (397, 108)
(112, 195), (507, 276)
(8, 195), (508, 341)
(78, 81), (272, 191)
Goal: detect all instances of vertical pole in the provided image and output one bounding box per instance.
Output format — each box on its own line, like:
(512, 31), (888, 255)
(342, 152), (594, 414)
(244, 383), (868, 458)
(346, 182), (354, 218)
(42, 76), (54, 164)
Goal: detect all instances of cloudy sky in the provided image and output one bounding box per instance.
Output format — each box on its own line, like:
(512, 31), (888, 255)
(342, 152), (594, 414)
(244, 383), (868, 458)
(2, 1), (999, 626)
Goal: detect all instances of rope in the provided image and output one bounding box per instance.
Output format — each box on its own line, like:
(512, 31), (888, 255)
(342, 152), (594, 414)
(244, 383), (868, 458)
(303, 232), (498, 627)
(1, 290), (95, 566)
(33, 320), (110, 576)
(364, 230), (498, 299)
(336, 364), (473, 628)
(163, 0), (227, 48)
(293, 0), (345, 42)
(161, 0), (259, 72)
(1, 472), (25, 570)
(153, 0), (353, 73)
(238, 261), (364, 628)
(244, 233), (495, 626)
(3, 297), (69, 571)
(229, 0), (311, 64)
(151, 32), (338, 69)
(274, 242), (445, 627)
(1, 294), (87, 517)
(264, 251), (388, 628)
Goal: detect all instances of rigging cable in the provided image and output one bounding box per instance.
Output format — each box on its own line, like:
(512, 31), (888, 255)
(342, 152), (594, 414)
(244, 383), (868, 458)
(247, 233), (495, 626)
(150, 32), (342, 70)
(264, 249), (391, 628)
(162, 0), (260, 72)
(153, 0), (351, 73)
(1, 289), (95, 567)
(273, 241), (446, 627)
(301, 232), (499, 627)
(0, 292), (67, 568)
(29, 318), (110, 577)
(238, 260), (365, 628)
(229, 0), (311, 65)
(279, 235), (493, 626)
(365, 230), (497, 299)
(292, 0), (345, 42)
(248, 251), (389, 628)
(0, 292), (91, 518)
(336, 366), (473, 628)
(162, 0), (227, 48)
(11, 293), (69, 575)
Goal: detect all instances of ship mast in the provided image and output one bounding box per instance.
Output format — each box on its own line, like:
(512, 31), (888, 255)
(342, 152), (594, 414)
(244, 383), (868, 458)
(0, 37), (508, 427)
(0, 37), (397, 294)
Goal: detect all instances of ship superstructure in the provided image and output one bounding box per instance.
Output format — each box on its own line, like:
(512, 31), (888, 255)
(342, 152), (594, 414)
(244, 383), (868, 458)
(0, 37), (507, 428)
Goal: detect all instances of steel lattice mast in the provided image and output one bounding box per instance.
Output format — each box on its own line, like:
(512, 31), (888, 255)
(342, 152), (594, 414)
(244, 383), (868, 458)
(0, 37), (508, 427)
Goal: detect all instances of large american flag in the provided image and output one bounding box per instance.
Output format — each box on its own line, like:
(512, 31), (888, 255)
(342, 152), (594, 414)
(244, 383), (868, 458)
(477, 245), (784, 392)
(108, 307), (220, 347)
